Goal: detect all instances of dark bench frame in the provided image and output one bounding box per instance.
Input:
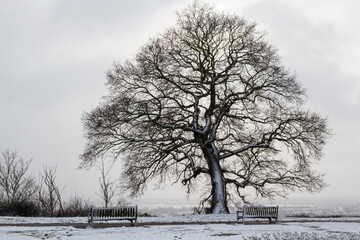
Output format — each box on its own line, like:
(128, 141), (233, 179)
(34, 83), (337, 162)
(88, 205), (138, 227)
(237, 205), (279, 224)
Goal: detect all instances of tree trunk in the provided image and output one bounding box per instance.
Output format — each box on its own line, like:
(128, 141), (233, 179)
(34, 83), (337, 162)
(203, 145), (230, 214)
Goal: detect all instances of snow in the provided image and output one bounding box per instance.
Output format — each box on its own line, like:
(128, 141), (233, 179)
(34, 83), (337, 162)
(0, 214), (360, 239)
(1, 213), (360, 225)
(1, 222), (360, 240)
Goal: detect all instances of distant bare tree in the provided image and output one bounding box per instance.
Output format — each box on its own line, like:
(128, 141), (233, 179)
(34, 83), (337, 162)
(0, 149), (36, 203)
(80, 2), (330, 213)
(96, 159), (117, 207)
(37, 166), (64, 217)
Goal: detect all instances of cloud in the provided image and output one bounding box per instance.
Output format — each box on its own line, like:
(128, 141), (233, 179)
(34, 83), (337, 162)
(1, 0), (359, 204)
(242, 0), (360, 201)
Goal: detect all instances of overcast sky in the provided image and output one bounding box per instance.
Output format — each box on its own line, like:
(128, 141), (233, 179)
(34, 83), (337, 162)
(1, 0), (359, 207)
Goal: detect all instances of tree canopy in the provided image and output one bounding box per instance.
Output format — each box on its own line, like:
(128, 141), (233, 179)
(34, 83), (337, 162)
(80, 2), (330, 213)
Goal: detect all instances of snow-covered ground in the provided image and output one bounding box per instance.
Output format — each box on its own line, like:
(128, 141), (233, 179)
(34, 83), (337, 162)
(1, 214), (360, 240)
(1, 221), (360, 240)
(1, 214), (360, 225)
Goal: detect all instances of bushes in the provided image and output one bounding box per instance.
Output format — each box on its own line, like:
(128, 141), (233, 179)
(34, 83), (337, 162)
(0, 150), (39, 217)
(61, 195), (92, 217)
(0, 196), (93, 217)
(0, 150), (96, 217)
(139, 212), (156, 217)
(0, 200), (39, 217)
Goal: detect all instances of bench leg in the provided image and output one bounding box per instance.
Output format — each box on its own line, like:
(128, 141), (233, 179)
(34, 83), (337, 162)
(130, 220), (137, 227)
(268, 217), (278, 224)
(88, 220), (93, 228)
(87, 216), (93, 228)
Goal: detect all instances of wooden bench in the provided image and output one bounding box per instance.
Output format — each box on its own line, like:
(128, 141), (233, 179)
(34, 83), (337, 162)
(237, 205), (279, 224)
(88, 205), (138, 227)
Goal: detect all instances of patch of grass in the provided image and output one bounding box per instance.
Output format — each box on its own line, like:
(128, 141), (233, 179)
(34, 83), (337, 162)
(327, 231), (343, 234)
(241, 232), (360, 240)
(139, 212), (156, 217)
(211, 233), (239, 237)
(287, 213), (360, 218)
(308, 225), (321, 229)
(7, 231), (23, 234)
(306, 225), (327, 231)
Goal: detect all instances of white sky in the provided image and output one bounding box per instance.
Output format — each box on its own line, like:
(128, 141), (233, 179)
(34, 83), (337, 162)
(1, 0), (360, 207)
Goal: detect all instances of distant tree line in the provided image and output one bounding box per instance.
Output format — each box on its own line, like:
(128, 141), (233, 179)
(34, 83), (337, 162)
(0, 149), (96, 217)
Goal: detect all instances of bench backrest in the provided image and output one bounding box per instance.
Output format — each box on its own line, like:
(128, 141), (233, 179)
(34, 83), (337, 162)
(243, 206), (278, 217)
(91, 206), (137, 220)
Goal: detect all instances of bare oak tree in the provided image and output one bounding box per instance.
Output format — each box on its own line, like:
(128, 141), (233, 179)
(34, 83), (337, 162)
(80, 2), (330, 213)
(0, 149), (37, 203)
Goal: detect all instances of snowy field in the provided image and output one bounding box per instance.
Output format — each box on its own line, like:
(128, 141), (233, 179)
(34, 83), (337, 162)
(1, 222), (360, 240)
(1, 213), (360, 240)
(1, 205), (360, 239)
